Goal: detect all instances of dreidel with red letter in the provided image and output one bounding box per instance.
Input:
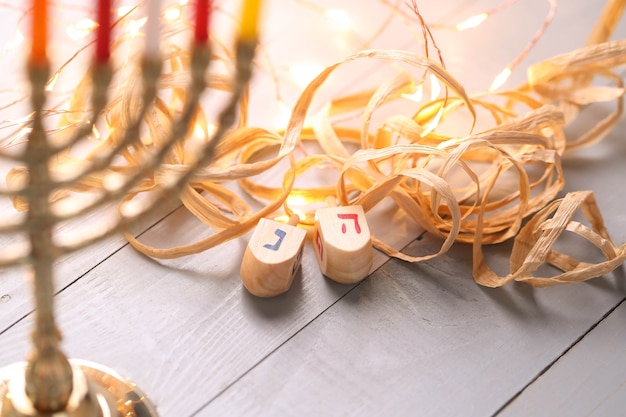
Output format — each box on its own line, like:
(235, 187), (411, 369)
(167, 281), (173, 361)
(240, 214), (306, 297)
(313, 200), (373, 284)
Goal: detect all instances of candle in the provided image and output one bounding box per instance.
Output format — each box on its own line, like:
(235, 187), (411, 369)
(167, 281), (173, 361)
(194, 0), (210, 44)
(239, 0), (262, 41)
(32, 0), (47, 64)
(96, 0), (111, 62)
(145, 0), (161, 58)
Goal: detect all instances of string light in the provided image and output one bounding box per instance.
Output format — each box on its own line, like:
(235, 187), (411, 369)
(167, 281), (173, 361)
(117, 6), (135, 18)
(5, 30), (24, 50)
(289, 63), (324, 89)
(421, 106), (443, 137)
(283, 196), (311, 222)
(489, 66), (512, 92)
(127, 16), (148, 38)
(401, 82), (424, 102)
(45, 73), (59, 91)
(66, 18), (98, 40)
(275, 100), (293, 129)
(487, 0), (557, 91)
(455, 13), (488, 31)
(0, 0), (621, 290)
(164, 5), (182, 22)
(193, 121), (216, 138)
(325, 8), (353, 29)
(429, 74), (441, 100)
(91, 125), (101, 141)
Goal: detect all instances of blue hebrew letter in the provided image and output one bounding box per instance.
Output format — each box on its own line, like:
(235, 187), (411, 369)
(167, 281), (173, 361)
(263, 228), (287, 251)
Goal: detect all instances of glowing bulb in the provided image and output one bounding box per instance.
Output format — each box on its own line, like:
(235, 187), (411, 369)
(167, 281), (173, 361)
(207, 123), (216, 136)
(292, 209), (307, 221)
(188, 123), (216, 156)
(489, 67), (512, 91)
(193, 122), (216, 138)
(402, 83), (424, 103)
(118, 6), (135, 17)
(289, 63), (323, 89)
(455, 13), (488, 31)
(6, 30), (24, 50)
(429, 74), (441, 100)
(66, 18), (97, 40)
(103, 171), (127, 193)
(274, 212), (306, 223)
(274, 100), (292, 128)
(325, 9), (353, 29)
(127, 17), (147, 37)
(287, 196), (310, 207)
(120, 199), (144, 219)
(421, 106), (443, 137)
(91, 125), (101, 141)
(164, 6), (182, 22)
(45, 73), (59, 91)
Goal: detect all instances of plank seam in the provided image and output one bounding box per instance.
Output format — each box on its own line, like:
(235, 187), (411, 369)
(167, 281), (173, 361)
(0, 204), (182, 337)
(492, 296), (626, 417)
(189, 229), (429, 417)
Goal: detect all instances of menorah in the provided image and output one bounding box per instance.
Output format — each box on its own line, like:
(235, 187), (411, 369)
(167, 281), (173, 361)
(0, 1), (259, 416)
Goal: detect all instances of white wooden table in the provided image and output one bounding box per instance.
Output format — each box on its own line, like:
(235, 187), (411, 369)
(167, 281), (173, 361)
(1, 1), (625, 416)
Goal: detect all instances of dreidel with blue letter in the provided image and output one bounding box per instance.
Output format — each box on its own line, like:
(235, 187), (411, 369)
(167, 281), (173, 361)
(313, 199), (373, 284)
(240, 214), (306, 297)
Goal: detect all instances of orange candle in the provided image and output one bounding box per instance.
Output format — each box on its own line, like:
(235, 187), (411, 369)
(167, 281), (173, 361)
(32, 0), (47, 64)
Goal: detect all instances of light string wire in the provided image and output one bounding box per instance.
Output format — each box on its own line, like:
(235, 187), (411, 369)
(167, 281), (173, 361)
(1, 0), (625, 287)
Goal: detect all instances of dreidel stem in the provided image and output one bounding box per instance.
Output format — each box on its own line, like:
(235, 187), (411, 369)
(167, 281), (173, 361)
(325, 196), (338, 208)
(288, 213), (300, 226)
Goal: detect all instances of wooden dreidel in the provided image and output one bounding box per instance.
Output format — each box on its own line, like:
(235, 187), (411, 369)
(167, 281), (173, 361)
(240, 214), (306, 297)
(313, 198), (373, 284)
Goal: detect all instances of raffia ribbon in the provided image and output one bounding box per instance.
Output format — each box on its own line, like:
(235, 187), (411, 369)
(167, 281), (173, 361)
(4, 7), (626, 288)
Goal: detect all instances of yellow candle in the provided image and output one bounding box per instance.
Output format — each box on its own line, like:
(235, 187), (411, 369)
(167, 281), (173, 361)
(32, 0), (47, 64)
(239, 0), (262, 41)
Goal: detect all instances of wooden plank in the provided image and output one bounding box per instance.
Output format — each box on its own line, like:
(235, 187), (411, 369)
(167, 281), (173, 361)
(0, 1), (624, 417)
(197, 233), (626, 417)
(196, 94), (626, 415)
(0, 200), (421, 417)
(497, 300), (626, 417)
(0, 200), (180, 332)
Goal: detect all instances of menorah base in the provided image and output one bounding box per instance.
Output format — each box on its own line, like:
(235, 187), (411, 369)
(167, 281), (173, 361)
(0, 359), (157, 417)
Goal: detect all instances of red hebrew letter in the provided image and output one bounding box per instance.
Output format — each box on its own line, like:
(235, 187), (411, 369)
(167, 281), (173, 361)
(337, 213), (361, 234)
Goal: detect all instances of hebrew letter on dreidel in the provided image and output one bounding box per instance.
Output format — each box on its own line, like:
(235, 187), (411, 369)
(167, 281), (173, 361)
(240, 215), (306, 297)
(263, 229), (287, 251)
(313, 204), (373, 284)
(337, 213), (361, 234)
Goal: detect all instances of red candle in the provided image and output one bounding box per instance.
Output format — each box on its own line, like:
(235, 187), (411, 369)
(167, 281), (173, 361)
(32, 0), (47, 64)
(194, 0), (210, 44)
(96, 0), (111, 62)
